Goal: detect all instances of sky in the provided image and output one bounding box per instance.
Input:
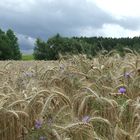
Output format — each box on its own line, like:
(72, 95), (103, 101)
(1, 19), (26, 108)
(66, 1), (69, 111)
(1, 0), (140, 54)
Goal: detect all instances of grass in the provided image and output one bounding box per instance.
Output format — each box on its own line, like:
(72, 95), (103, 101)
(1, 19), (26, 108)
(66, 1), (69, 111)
(22, 54), (34, 60)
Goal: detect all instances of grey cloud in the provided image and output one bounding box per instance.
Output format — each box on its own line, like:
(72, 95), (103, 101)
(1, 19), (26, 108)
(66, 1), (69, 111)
(117, 17), (140, 30)
(17, 34), (35, 54)
(0, 0), (116, 38)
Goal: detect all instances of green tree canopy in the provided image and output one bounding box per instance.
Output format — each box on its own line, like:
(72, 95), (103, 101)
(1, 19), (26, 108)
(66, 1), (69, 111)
(34, 34), (98, 60)
(0, 28), (21, 60)
(34, 34), (140, 60)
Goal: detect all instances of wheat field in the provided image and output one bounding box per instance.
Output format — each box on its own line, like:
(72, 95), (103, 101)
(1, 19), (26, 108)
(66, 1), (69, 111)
(0, 51), (140, 140)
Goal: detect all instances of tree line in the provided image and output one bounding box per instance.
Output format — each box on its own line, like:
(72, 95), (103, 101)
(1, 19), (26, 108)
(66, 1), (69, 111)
(34, 34), (140, 60)
(0, 28), (140, 60)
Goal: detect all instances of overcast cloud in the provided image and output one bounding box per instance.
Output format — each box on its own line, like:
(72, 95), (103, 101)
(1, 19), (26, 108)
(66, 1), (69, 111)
(0, 0), (140, 53)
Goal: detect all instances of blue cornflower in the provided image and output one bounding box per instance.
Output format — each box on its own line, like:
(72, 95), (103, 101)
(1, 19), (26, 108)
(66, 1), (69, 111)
(124, 72), (130, 78)
(35, 120), (42, 129)
(118, 87), (126, 94)
(82, 116), (90, 123)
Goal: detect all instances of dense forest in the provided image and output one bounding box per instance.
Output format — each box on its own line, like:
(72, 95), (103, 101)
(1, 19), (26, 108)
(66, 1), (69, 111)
(0, 28), (140, 60)
(34, 34), (140, 60)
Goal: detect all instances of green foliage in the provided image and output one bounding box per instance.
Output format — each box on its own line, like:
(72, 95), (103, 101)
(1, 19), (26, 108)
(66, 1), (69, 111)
(34, 34), (96, 60)
(0, 28), (21, 60)
(33, 38), (47, 60)
(34, 33), (140, 60)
